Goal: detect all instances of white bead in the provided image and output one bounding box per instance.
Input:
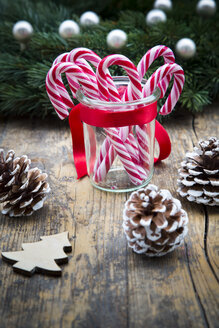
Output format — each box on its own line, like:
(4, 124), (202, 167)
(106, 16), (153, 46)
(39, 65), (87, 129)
(154, 0), (172, 11)
(146, 9), (167, 26)
(58, 20), (80, 39)
(175, 38), (196, 59)
(12, 21), (33, 41)
(196, 0), (216, 16)
(106, 29), (127, 49)
(80, 11), (99, 26)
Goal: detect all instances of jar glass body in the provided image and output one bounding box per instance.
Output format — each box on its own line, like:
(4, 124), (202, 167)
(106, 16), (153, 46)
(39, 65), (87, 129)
(77, 77), (160, 193)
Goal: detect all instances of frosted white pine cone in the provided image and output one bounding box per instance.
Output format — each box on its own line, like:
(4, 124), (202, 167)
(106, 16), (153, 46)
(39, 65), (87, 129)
(0, 149), (50, 217)
(177, 137), (219, 206)
(123, 184), (188, 257)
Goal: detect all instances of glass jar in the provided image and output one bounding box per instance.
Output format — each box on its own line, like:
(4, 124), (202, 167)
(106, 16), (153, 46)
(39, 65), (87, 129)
(76, 76), (161, 193)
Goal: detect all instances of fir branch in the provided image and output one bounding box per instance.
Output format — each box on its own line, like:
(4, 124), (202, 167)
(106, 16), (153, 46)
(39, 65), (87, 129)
(0, 0), (218, 119)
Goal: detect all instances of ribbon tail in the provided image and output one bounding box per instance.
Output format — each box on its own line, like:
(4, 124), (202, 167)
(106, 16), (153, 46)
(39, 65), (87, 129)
(69, 104), (88, 179)
(154, 120), (171, 163)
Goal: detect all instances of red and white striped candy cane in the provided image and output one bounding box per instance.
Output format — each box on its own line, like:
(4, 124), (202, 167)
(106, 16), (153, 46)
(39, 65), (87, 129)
(96, 50), (177, 180)
(53, 62), (99, 99)
(67, 48), (119, 101)
(97, 54), (153, 173)
(52, 52), (80, 101)
(134, 46), (175, 164)
(137, 45), (175, 98)
(46, 62), (100, 119)
(143, 63), (185, 115)
(97, 54), (142, 101)
(51, 53), (97, 109)
(62, 47), (121, 101)
(66, 49), (134, 179)
(53, 49), (99, 98)
(120, 46), (175, 164)
(138, 45), (175, 78)
(67, 48), (99, 91)
(94, 55), (138, 180)
(52, 47), (117, 104)
(123, 45), (175, 101)
(46, 62), (73, 119)
(52, 49), (137, 181)
(67, 47), (100, 67)
(93, 131), (148, 183)
(93, 136), (112, 173)
(94, 54), (137, 180)
(104, 128), (146, 185)
(94, 130), (146, 185)
(94, 55), (148, 183)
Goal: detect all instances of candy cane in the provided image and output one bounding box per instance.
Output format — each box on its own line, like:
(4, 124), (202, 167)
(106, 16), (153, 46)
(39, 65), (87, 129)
(46, 62), (100, 119)
(66, 49), (134, 179)
(53, 50), (99, 98)
(52, 48), (116, 104)
(94, 55), (148, 183)
(102, 128), (145, 185)
(67, 48), (119, 101)
(93, 131), (148, 183)
(137, 45), (175, 98)
(96, 54), (155, 176)
(94, 54), (139, 180)
(136, 47), (175, 162)
(143, 63), (185, 115)
(136, 62), (184, 163)
(51, 50), (141, 182)
(123, 46), (175, 101)
(67, 48), (99, 90)
(97, 54), (142, 101)
(135, 123), (152, 167)
(46, 48), (183, 186)
(52, 52), (80, 102)
(46, 66), (72, 119)
(124, 47), (174, 164)
(137, 45), (175, 78)
(119, 46), (175, 163)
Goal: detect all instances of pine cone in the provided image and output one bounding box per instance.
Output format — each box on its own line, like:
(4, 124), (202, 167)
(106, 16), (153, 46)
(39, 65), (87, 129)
(123, 184), (188, 257)
(177, 137), (219, 206)
(0, 149), (50, 217)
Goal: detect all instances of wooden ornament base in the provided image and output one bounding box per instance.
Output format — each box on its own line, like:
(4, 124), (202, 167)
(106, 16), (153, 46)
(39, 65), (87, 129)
(2, 231), (72, 276)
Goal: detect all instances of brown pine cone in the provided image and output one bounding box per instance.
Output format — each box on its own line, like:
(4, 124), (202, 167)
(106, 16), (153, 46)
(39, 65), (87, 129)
(177, 137), (219, 206)
(0, 149), (50, 217)
(123, 184), (188, 257)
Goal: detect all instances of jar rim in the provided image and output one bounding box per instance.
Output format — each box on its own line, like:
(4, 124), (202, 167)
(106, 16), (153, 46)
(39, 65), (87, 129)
(76, 76), (161, 109)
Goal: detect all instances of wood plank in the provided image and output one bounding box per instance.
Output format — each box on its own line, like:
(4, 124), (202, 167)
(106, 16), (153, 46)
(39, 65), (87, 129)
(0, 118), (78, 328)
(0, 105), (218, 328)
(206, 207), (219, 278)
(193, 105), (219, 279)
(0, 117), (129, 328)
(157, 107), (219, 327)
(127, 111), (209, 328)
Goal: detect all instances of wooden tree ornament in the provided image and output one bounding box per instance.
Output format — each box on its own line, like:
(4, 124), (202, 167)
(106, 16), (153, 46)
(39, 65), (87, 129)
(2, 232), (72, 276)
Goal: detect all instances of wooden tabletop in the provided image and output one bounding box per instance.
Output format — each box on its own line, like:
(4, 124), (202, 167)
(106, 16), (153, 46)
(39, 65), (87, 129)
(0, 105), (218, 328)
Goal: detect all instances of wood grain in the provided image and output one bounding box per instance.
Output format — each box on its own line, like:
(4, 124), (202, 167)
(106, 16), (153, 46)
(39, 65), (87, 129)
(2, 232), (72, 276)
(0, 105), (218, 328)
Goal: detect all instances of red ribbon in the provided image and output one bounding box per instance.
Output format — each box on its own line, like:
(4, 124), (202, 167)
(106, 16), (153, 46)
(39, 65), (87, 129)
(69, 104), (88, 178)
(79, 101), (157, 127)
(69, 103), (171, 179)
(154, 120), (171, 163)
